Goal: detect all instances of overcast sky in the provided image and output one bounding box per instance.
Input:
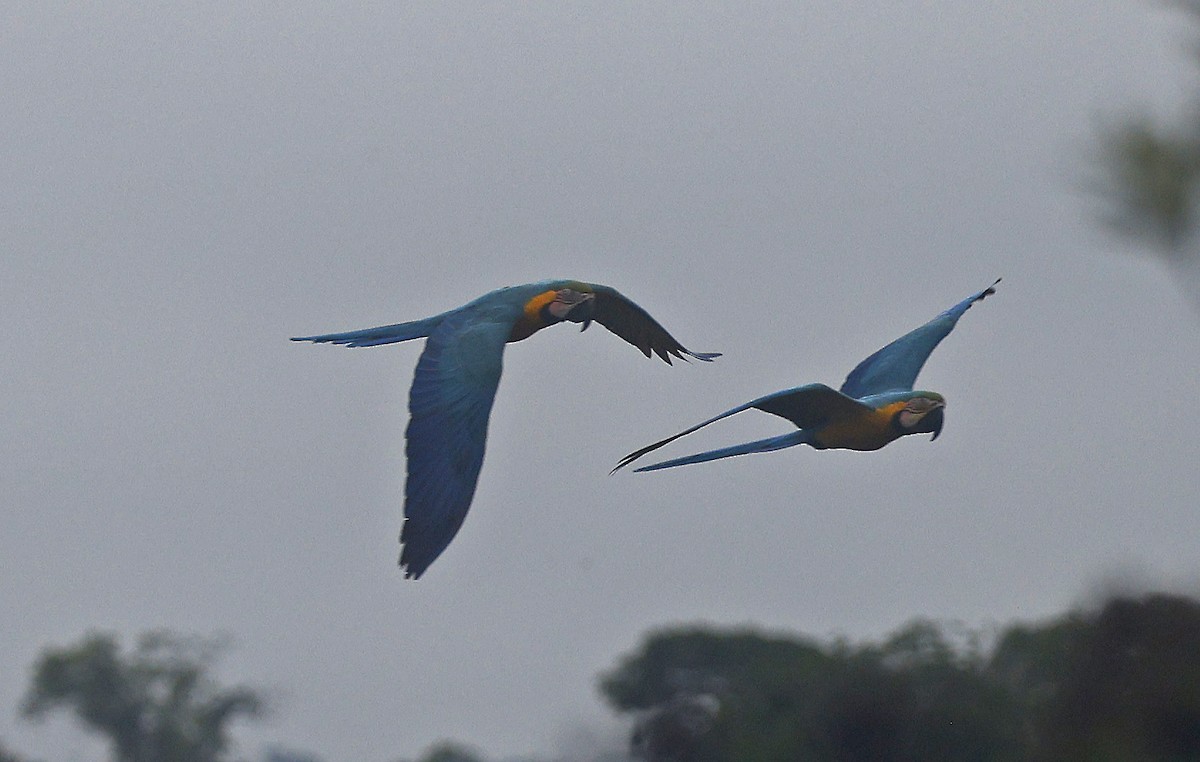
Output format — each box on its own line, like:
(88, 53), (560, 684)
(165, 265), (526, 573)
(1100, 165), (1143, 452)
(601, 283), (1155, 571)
(3, 2), (1199, 761)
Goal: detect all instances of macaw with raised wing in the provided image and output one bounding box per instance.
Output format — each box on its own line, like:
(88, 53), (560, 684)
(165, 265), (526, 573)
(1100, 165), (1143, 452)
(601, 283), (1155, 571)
(612, 279), (999, 474)
(294, 280), (718, 578)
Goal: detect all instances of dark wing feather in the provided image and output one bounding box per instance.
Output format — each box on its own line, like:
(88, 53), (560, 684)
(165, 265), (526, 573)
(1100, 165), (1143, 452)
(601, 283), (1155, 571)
(589, 285), (720, 364)
(752, 383), (875, 429)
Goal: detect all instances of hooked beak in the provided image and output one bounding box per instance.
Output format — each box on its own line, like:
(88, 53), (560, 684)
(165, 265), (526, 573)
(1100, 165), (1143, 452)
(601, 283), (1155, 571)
(926, 406), (945, 441)
(565, 293), (596, 329)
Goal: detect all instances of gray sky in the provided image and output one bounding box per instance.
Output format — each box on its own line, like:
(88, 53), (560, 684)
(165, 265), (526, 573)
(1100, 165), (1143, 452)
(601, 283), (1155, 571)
(3, 2), (1198, 760)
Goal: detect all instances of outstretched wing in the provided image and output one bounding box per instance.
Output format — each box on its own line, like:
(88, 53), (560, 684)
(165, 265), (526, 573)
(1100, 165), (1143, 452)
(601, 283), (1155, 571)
(588, 285), (720, 364)
(612, 383), (871, 473)
(839, 279), (999, 398)
(399, 307), (513, 579)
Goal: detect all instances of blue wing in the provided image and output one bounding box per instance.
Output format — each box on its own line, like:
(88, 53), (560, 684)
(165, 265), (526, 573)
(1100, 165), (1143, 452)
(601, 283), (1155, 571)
(612, 383), (870, 473)
(839, 279), (999, 398)
(398, 307), (513, 579)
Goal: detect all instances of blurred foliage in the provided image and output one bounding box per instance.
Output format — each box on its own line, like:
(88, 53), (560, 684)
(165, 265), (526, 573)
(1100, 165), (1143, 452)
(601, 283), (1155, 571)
(1095, 1), (1200, 295)
(0, 741), (36, 762)
(1097, 118), (1200, 254)
(1037, 594), (1200, 761)
(396, 741), (487, 762)
(18, 594), (1200, 762)
(21, 630), (264, 762)
(599, 593), (1200, 761)
(264, 748), (324, 762)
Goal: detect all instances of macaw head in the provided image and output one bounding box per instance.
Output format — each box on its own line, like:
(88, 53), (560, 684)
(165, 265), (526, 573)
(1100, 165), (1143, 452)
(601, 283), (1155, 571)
(897, 392), (946, 440)
(547, 286), (597, 330)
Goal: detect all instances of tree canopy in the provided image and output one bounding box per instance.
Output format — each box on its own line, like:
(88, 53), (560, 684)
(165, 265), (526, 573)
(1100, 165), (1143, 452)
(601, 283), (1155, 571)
(599, 593), (1200, 761)
(21, 631), (264, 762)
(16, 593), (1200, 761)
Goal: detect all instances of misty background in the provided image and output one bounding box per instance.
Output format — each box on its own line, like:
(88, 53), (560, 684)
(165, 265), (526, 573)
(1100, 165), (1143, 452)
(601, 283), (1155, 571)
(3, 2), (1199, 760)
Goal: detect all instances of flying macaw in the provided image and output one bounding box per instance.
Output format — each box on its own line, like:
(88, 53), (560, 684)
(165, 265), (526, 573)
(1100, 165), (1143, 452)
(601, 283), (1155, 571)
(612, 279), (1000, 474)
(294, 280), (718, 578)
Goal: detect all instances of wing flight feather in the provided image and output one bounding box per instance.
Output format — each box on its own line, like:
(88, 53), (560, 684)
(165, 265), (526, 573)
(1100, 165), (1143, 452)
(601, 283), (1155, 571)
(399, 309), (511, 578)
(589, 286), (720, 364)
(839, 279), (999, 398)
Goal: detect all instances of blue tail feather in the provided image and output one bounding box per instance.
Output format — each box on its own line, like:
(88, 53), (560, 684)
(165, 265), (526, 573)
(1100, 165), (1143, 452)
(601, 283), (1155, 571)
(291, 314), (446, 348)
(634, 430), (812, 472)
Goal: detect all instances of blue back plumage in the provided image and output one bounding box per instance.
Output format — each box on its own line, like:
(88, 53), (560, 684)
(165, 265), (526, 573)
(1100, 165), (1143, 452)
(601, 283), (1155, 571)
(289, 282), (569, 348)
(839, 279), (999, 398)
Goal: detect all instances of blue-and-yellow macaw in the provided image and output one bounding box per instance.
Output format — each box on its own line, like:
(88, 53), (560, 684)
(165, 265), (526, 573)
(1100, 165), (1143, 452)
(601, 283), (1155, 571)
(612, 280), (999, 474)
(294, 280), (718, 578)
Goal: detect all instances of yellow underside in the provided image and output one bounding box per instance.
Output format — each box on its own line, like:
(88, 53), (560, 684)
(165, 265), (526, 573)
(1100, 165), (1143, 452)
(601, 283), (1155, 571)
(811, 400), (907, 451)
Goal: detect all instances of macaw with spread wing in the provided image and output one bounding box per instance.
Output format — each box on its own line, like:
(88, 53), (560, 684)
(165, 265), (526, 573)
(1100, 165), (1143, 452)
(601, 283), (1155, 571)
(294, 280), (718, 578)
(612, 280), (999, 474)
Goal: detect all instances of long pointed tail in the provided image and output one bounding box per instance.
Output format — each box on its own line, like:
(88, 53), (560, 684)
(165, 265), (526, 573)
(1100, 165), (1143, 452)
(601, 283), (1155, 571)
(611, 399), (768, 474)
(633, 430), (811, 472)
(291, 314), (445, 347)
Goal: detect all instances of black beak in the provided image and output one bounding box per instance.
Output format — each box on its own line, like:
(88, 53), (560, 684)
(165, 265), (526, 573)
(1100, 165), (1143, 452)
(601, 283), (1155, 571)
(565, 297), (595, 327)
(926, 407), (945, 441)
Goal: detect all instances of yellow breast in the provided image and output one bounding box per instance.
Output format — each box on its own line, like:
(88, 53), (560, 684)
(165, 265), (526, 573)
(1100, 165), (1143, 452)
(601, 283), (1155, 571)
(811, 401), (906, 451)
(507, 290), (559, 343)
